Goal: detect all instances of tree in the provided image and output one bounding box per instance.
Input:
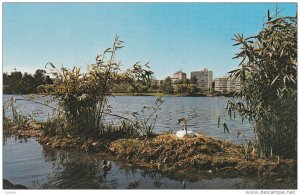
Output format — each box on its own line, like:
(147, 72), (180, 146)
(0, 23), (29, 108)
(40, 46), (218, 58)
(3, 72), (9, 85)
(9, 71), (23, 94)
(20, 72), (35, 94)
(160, 76), (173, 94)
(190, 76), (198, 85)
(183, 78), (190, 86)
(174, 79), (183, 85)
(113, 82), (131, 93)
(174, 84), (187, 96)
(33, 69), (47, 91)
(3, 70), (49, 94)
(3, 73), (11, 94)
(227, 12), (297, 158)
(149, 79), (160, 93)
(188, 84), (198, 96)
(159, 80), (164, 86)
(124, 63), (153, 95)
(45, 75), (53, 85)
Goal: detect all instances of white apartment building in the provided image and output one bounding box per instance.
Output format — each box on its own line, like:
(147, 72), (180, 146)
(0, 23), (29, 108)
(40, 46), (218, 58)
(191, 68), (213, 91)
(214, 77), (228, 92)
(214, 76), (240, 92)
(172, 70), (187, 82)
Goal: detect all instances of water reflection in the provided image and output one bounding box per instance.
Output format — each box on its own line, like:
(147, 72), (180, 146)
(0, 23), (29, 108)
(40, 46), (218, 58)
(41, 148), (112, 189)
(39, 144), (214, 189)
(3, 137), (296, 189)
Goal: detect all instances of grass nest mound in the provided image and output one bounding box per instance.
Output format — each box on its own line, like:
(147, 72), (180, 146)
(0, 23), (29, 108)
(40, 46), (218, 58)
(4, 122), (43, 139)
(5, 123), (296, 180)
(110, 134), (237, 172)
(109, 134), (296, 179)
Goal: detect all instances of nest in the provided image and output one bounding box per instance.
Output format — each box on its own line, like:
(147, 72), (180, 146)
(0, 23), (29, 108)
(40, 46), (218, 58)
(6, 123), (297, 180)
(110, 134), (297, 179)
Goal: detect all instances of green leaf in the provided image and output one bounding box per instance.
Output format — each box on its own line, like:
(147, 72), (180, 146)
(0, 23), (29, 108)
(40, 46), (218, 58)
(223, 123), (229, 134)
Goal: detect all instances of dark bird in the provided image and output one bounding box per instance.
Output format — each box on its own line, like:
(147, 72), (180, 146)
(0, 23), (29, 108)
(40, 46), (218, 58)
(102, 160), (112, 172)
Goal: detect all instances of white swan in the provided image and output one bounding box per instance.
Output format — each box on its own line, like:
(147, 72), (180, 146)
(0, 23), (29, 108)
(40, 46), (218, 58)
(176, 117), (195, 138)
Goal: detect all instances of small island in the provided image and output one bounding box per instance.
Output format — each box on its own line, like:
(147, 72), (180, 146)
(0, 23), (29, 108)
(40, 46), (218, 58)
(3, 4), (297, 190)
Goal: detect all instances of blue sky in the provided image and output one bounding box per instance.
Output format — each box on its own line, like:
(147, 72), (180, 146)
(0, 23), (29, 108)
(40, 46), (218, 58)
(3, 3), (297, 79)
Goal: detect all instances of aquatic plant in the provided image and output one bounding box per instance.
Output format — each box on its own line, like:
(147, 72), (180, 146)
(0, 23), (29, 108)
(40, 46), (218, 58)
(131, 96), (165, 137)
(46, 36), (124, 137)
(226, 11), (297, 158)
(2, 96), (42, 144)
(45, 35), (154, 138)
(43, 112), (67, 137)
(3, 97), (32, 131)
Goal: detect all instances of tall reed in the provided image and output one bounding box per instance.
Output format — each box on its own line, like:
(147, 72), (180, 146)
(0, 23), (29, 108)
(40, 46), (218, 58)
(227, 12), (297, 158)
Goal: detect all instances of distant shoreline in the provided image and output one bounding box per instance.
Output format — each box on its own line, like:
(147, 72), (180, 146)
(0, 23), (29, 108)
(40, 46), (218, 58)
(3, 92), (235, 97)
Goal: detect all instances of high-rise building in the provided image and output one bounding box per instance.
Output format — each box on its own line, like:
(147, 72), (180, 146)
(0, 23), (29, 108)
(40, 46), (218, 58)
(227, 77), (241, 92)
(172, 70), (187, 82)
(214, 76), (240, 92)
(191, 68), (213, 91)
(214, 77), (228, 92)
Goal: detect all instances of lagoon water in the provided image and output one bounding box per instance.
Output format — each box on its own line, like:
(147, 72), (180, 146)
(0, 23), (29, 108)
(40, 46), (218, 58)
(5, 95), (294, 189)
(3, 95), (254, 144)
(4, 137), (296, 189)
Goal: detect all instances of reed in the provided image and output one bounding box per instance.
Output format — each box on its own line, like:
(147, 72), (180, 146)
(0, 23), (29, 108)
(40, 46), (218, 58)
(3, 97), (32, 130)
(226, 11), (297, 158)
(45, 36), (124, 138)
(131, 96), (165, 137)
(44, 35), (155, 139)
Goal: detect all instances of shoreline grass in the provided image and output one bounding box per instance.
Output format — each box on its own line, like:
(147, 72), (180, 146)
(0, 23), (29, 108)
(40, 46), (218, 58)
(4, 121), (297, 182)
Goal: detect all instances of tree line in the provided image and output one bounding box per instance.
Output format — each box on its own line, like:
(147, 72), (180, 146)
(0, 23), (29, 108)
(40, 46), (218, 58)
(2, 68), (201, 96)
(159, 76), (199, 95)
(3, 69), (53, 94)
(113, 75), (200, 95)
(3, 68), (207, 96)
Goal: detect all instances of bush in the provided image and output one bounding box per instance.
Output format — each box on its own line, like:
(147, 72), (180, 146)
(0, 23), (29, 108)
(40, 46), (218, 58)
(46, 35), (155, 139)
(227, 12), (297, 158)
(46, 35), (125, 137)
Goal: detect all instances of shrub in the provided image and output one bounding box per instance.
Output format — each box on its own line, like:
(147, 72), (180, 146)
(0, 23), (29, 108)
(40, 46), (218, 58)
(46, 35), (125, 137)
(227, 12), (297, 158)
(46, 35), (154, 138)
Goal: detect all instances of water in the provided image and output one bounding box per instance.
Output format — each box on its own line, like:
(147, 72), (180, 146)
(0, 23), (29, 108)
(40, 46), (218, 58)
(4, 137), (296, 189)
(3, 95), (296, 189)
(3, 95), (254, 144)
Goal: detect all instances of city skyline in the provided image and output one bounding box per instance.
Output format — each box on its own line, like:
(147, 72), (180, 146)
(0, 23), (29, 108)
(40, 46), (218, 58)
(3, 3), (297, 79)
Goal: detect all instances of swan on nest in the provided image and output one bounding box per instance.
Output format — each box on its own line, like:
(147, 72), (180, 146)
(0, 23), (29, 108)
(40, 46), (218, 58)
(176, 117), (195, 138)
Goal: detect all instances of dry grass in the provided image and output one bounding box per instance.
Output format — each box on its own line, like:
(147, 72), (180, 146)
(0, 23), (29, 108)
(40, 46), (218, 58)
(5, 121), (43, 138)
(110, 134), (296, 179)
(6, 123), (297, 180)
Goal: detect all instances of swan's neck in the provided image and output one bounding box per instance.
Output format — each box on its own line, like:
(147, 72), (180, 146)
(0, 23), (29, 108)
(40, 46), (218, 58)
(183, 120), (188, 133)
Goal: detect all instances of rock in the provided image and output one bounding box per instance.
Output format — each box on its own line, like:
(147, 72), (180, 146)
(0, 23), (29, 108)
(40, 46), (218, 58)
(3, 179), (27, 189)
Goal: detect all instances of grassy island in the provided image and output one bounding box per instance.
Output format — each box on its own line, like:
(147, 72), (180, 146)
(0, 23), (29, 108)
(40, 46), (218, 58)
(5, 121), (296, 183)
(3, 13), (297, 188)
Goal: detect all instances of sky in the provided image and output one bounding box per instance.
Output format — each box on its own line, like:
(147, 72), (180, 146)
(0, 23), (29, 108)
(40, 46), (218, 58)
(2, 2), (297, 80)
